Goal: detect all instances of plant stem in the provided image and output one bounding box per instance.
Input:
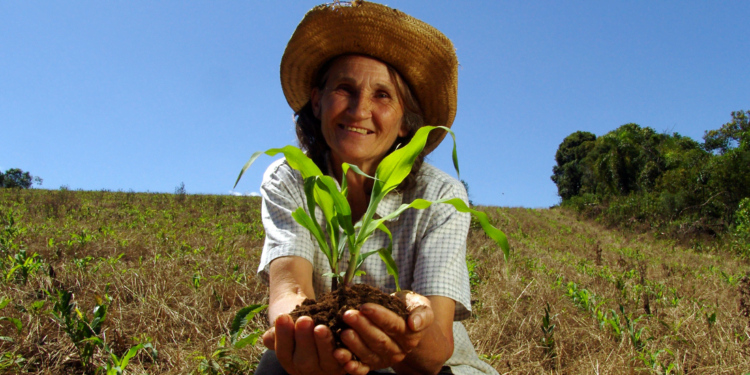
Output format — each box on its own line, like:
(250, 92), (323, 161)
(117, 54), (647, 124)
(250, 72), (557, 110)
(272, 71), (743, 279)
(342, 242), (362, 286)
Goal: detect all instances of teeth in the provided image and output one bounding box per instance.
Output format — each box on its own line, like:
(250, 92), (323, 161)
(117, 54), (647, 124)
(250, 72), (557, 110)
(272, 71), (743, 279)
(345, 126), (368, 135)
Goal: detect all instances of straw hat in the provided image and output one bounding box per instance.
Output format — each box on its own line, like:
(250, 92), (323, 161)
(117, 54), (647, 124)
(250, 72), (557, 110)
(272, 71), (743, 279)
(280, 0), (458, 155)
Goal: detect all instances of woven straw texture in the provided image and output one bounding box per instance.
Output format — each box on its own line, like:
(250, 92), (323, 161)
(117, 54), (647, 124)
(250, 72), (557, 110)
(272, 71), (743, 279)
(280, 1), (458, 155)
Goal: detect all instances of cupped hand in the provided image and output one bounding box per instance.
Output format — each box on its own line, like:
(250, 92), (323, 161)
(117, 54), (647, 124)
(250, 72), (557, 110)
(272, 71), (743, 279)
(339, 291), (434, 373)
(262, 314), (371, 375)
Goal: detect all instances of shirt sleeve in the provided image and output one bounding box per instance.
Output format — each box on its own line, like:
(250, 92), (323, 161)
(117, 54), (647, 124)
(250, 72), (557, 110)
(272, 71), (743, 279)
(410, 180), (473, 321)
(256, 159), (316, 285)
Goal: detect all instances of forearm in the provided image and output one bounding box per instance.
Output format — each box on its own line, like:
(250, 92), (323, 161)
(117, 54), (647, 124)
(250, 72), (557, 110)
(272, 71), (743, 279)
(391, 318), (453, 375)
(267, 256), (316, 325)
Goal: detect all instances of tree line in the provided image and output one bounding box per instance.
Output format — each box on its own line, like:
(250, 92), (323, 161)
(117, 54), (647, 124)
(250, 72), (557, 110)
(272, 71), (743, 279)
(551, 110), (749, 251)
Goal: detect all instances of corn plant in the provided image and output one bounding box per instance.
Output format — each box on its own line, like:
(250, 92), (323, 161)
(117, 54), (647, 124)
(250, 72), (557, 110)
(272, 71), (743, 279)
(540, 302), (556, 359)
(50, 288), (111, 371)
(605, 308), (623, 341)
(637, 348), (676, 374)
(0, 296), (22, 343)
(6, 249), (43, 285)
(101, 343), (156, 375)
(621, 305), (649, 351)
(0, 209), (24, 257)
(235, 126), (509, 290)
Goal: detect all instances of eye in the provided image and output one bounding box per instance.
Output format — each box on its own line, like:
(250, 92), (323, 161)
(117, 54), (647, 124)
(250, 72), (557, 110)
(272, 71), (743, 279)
(333, 84), (355, 95)
(375, 91), (392, 99)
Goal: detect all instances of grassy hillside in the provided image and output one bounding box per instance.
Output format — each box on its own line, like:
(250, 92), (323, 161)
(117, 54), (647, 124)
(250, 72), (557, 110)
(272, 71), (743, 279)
(1, 188), (749, 374)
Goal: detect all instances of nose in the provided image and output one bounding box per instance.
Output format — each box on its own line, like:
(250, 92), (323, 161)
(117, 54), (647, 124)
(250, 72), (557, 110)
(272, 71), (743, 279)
(347, 92), (372, 121)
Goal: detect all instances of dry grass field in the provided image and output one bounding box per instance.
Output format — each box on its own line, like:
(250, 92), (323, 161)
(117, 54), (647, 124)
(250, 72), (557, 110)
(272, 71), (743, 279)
(1, 188), (749, 374)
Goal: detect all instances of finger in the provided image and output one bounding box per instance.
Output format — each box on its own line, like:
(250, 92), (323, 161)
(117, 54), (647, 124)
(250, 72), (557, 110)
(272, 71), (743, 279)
(313, 325), (344, 373)
(407, 303), (434, 333)
(358, 303), (408, 336)
(360, 301), (428, 352)
(262, 327), (276, 350)
(274, 314), (296, 366)
(333, 347), (352, 365)
(346, 308), (406, 360)
(293, 316), (320, 371)
(393, 291), (434, 333)
(343, 358), (371, 375)
(340, 324), (387, 368)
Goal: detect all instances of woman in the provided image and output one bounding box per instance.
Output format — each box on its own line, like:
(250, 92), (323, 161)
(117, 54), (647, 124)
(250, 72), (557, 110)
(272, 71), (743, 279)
(256, 2), (498, 375)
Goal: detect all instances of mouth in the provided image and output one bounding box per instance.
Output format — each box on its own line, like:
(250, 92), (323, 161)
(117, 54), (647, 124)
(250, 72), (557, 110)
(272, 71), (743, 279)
(339, 124), (373, 135)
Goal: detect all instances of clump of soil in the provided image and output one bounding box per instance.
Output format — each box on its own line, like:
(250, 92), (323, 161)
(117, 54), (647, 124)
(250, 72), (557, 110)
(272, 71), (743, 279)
(289, 284), (409, 348)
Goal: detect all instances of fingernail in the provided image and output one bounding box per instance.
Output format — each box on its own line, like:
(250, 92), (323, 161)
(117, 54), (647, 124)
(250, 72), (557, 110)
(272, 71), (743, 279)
(276, 315), (288, 325)
(314, 326), (329, 338)
(359, 305), (372, 314)
(345, 310), (358, 322)
(413, 315), (422, 330)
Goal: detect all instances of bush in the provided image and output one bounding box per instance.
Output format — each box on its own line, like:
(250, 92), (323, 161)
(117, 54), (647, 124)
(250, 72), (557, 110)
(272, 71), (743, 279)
(732, 197), (750, 257)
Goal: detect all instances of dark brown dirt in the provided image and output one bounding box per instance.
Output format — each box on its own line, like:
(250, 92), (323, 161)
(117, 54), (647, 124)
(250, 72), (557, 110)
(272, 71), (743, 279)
(289, 284), (409, 348)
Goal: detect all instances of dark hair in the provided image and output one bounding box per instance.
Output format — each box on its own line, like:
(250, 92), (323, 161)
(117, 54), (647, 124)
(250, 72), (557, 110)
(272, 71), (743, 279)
(294, 54), (425, 192)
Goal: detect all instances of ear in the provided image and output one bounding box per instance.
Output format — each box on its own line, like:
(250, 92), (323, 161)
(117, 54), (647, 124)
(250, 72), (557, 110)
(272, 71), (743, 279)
(311, 88), (322, 119)
(398, 120), (409, 138)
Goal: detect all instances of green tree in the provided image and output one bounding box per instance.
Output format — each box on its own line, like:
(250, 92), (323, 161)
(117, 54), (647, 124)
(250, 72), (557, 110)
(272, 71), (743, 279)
(551, 131), (596, 200)
(703, 110), (749, 155)
(0, 168), (41, 189)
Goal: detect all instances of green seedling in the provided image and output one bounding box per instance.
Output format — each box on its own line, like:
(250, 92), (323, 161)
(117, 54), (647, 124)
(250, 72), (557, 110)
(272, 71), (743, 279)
(621, 305), (649, 351)
(0, 297), (22, 343)
(605, 308), (623, 341)
(50, 288), (111, 371)
(705, 310), (717, 328)
(637, 348), (675, 374)
(235, 126), (509, 291)
(192, 271), (202, 291)
(0, 209), (24, 257)
(230, 304), (267, 349)
(540, 302), (556, 359)
(193, 304), (267, 375)
(0, 352), (26, 372)
(102, 343), (156, 375)
(6, 249), (42, 285)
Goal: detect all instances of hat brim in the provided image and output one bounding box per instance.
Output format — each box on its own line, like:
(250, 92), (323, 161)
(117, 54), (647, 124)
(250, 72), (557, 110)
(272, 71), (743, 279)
(280, 1), (458, 155)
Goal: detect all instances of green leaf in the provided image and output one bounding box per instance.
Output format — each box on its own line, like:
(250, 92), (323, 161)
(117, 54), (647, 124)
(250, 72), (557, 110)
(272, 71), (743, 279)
(315, 176), (354, 234)
(373, 221), (399, 291)
(118, 343), (150, 371)
(366, 197), (510, 261)
(343, 163), (379, 182)
(0, 317), (22, 334)
(374, 126), (447, 195)
(233, 330), (263, 349)
(0, 297), (10, 310)
(291, 208), (332, 261)
(234, 145), (323, 189)
(230, 304), (268, 344)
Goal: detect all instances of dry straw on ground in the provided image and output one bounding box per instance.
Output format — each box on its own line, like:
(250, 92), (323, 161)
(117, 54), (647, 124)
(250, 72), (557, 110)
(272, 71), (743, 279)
(1, 188), (749, 374)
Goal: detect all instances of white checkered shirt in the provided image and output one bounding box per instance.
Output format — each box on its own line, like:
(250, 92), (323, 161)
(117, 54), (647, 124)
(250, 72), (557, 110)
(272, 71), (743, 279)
(258, 158), (498, 375)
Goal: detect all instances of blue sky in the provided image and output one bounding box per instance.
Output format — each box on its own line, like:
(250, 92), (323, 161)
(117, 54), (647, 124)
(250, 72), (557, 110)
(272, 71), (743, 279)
(2, 1), (748, 207)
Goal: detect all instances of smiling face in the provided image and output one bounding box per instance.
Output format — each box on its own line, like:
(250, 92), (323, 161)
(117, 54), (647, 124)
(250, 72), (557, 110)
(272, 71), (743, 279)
(311, 55), (407, 174)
